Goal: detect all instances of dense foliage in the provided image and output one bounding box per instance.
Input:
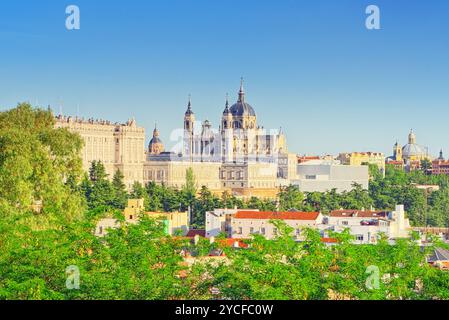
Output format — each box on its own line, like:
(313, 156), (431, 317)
(2, 104), (449, 300)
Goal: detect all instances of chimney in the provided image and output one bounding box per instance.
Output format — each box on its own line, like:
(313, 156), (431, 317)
(194, 234), (200, 245)
(209, 236), (215, 244)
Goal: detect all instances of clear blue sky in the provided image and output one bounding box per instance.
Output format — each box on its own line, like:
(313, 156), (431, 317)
(1, 0), (449, 157)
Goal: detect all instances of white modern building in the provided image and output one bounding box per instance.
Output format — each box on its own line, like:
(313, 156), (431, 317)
(205, 208), (240, 238)
(291, 159), (369, 193)
(323, 205), (411, 244)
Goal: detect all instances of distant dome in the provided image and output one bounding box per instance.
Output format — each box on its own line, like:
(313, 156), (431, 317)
(402, 143), (426, 158)
(402, 130), (427, 158)
(148, 126), (164, 155)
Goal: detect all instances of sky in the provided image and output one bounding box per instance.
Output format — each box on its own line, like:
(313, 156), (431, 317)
(1, 0), (449, 157)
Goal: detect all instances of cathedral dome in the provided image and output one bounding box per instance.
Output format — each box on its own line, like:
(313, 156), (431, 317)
(229, 101), (256, 117)
(229, 78), (256, 117)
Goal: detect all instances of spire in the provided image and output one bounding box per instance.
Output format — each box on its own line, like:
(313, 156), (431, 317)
(223, 93), (230, 114)
(185, 94), (194, 115)
(153, 123), (159, 137)
(439, 149), (444, 160)
(238, 77), (245, 103)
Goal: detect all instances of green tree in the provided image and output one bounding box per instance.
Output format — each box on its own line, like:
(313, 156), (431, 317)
(89, 160), (108, 182)
(111, 169), (128, 209)
(181, 167), (197, 222)
(146, 181), (163, 211)
(0, 103), (84, 223)
(421, 159), (432, 175)
(278, 185), (304, 211)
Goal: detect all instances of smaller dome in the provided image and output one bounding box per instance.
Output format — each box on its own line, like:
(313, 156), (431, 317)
(148, 125), (164, 155)
(149, 136), (162, 145)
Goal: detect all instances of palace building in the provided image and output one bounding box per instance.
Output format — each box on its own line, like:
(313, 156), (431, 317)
(55, 115), (146, 189)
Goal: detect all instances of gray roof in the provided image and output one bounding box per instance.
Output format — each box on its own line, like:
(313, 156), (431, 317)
(149, 137), (162, 145)
(402, 143), (426, 157)
(229, 101), (256, 117)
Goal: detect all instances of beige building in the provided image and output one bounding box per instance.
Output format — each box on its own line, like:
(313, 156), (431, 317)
(145, 211), (189, 236)
(231, 210), (323, 240)
(55, 115), (145, 189)
(124, 199), (189, 236)
(123, 198), (145, 220)
(337, 151), (385, 174)
(144, 155), (222, 191)
(220, 162), (278, 189)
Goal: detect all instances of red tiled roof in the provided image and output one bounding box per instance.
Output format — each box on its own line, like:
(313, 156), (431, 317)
(235, 211), (320, 221)
(186, 229), (206, 238)
(321, 238), (339, 243)
(330, 210), (388, 218)
(386, 160), (404, 165)
(297, 156), (320, 163)
(218, 238), (249, 248)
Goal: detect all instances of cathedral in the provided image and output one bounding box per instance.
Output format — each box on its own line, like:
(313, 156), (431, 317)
(181, 79), (287, 164)
(144, 80), (297, 197)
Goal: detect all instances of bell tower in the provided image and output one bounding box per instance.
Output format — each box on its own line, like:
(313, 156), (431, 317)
(184, 95), (195, 132)
(221, 94), (233, 162)
(221, 94), (233, 130)
(393, 141), (402, 162)
(183, 95), (195, 161)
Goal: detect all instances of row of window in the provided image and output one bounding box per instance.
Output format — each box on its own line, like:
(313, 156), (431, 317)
(235, 227), (301, 237)
(221, 171), (244, 180)
(144, 170), (166, 180)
